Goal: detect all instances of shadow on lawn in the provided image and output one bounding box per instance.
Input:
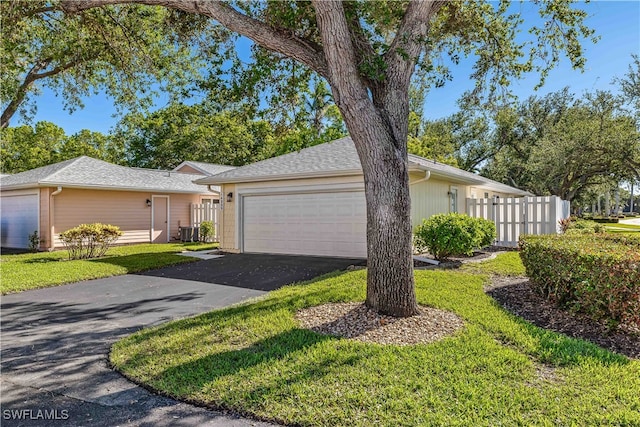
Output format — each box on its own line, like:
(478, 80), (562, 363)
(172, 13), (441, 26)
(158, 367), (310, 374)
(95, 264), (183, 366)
(145, 328), (359, 402)
(87, 252), (194, 270)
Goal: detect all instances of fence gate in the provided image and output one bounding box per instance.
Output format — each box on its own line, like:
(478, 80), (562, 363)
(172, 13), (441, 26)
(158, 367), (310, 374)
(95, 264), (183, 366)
(190, 202), (220, 241)
(466, 196), (570, 247)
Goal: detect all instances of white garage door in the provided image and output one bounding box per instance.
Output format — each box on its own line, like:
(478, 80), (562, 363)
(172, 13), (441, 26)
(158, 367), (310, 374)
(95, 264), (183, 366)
(1, 193), (39, 248)
(243, 191), (367, 258)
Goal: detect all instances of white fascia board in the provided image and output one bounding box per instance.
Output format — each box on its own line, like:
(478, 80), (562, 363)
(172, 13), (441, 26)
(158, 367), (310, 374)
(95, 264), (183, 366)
(31, 181), (211, 194)
(195, 169), (365, 185)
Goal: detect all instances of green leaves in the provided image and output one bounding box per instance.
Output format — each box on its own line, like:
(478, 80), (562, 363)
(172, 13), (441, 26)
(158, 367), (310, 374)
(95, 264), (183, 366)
(0, 122), (122, 173)
(1, 1), (222, 126)
(481, 87), (640, 202)
(520, 234), (640, 330)
(413, 213), (496, 261)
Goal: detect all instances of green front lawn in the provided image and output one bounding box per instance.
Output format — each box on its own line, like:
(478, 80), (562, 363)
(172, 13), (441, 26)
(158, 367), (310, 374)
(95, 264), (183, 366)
(0, 242), (217, 294)
(605, 223), (640, 233)
(110, 254), (639, 426)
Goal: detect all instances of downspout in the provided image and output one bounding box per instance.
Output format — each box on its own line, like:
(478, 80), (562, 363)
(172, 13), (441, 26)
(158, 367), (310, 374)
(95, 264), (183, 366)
(49, 186), (62, 250)
(409, 170), (431, 186)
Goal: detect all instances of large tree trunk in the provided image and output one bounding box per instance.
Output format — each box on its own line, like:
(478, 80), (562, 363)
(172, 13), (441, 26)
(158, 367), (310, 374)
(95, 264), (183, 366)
(313, 0), (418, 317)
(358, 130), (417, 317)
(62, 0), (440, 317)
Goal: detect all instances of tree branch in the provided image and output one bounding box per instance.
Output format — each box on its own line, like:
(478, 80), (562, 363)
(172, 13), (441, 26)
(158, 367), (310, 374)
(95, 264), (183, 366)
(1, 56), (93, 128)
(60, 0), (328, 77)
(383, 0), (444, 88)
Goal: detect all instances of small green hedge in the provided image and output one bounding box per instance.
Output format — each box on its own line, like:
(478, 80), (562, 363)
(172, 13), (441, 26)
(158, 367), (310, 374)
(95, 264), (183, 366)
(60, 223), (123, 260)
(414, 213), (496, 261)
(519, 234), (640, 331)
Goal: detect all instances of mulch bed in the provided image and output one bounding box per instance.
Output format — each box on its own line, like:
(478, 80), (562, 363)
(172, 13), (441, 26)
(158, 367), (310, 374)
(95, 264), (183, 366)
(295, 302), (464, 346)
(486, 277), (640, 359)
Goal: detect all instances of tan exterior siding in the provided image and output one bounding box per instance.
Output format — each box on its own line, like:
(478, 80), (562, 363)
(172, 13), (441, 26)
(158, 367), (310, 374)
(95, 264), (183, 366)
(39, 188), (51, 248)
(468, 186), (518, 199)
(220, 184), (238, 252)
(49, 188), (205, 248)
(170, 193), (200, 241)
(217, 173), (525, 252)
(409, 178), (454, 228)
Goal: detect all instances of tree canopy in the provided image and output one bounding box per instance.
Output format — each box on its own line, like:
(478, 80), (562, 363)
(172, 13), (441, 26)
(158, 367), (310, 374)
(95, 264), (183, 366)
(40, 0), (598, 317)
(0, 0), (223, 128)
(0, 122), (122, 173)
(481, 88), (639, 202)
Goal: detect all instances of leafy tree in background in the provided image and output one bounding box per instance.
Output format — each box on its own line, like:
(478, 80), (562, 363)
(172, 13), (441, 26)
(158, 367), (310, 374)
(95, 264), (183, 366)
(60, 0), (594, 317)
(0, 122), (120, 173)
(0, 0), (221, 128)
(113, 103), (275, 169)
(482, 89), (639, 202)
(407, 117), (458, 166)
(0, 122), (66, 172)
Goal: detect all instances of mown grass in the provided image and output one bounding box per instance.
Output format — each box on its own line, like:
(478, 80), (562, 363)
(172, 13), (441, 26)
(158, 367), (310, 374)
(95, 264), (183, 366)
(110, 253), (639, 426)
(0, 242), (217, 294)
(458, 251), (526, 276)
(605, 223), (640, 233)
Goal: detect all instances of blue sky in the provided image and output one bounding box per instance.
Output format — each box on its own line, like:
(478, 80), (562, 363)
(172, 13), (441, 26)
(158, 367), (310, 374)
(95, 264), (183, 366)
(14, 1), (640, 135)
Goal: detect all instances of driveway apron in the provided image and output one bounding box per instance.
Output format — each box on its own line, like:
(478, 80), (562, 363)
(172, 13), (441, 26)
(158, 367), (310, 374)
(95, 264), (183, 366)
(1, 254), (362, 426)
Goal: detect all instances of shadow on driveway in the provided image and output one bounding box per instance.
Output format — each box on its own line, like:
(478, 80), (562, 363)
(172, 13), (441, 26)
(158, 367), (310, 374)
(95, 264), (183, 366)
(137, 253), (365, 291)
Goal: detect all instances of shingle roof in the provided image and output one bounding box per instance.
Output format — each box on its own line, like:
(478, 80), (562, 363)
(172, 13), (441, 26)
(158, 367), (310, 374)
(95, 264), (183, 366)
(195, 137), (362, 184)
(0, 156), (210, 193)
(173, 161), (236, 176)
(195, 137), (531, 196)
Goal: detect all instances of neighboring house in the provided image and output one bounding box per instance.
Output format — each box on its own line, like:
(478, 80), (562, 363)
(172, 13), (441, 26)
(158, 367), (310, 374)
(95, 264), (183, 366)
(195, 137), (531, 258)
(0, 157), (233, 250)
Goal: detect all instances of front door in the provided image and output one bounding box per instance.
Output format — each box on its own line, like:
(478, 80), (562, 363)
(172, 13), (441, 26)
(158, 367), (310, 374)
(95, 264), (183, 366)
(152, 196), (169, 243)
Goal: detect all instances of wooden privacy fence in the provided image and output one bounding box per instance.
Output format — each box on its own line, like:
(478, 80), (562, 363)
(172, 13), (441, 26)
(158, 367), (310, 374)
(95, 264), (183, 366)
(190, 202), (220, 241)
(466, 196), (570, 247)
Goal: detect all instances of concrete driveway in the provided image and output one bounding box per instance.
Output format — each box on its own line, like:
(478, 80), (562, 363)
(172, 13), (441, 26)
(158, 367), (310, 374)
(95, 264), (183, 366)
(0, 254), (362, 426)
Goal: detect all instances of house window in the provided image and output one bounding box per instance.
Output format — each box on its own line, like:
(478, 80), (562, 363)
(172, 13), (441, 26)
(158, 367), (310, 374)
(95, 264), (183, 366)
(484, 192), (489, 199)
(201, 198), (219, 205)
(449, 187), (458, 213)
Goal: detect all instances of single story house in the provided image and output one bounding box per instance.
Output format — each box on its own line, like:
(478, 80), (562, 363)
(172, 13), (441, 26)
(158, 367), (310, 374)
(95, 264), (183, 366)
(0, 157), (234, 249)
(195, 137), (531, 258)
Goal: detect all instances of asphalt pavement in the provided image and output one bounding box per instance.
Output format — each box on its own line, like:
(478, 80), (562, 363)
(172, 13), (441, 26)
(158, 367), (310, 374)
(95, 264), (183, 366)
(1, 253), (362, 426)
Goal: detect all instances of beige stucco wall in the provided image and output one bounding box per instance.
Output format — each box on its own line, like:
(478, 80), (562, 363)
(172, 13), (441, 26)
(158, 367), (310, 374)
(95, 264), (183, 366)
(48, 188), (206, 248)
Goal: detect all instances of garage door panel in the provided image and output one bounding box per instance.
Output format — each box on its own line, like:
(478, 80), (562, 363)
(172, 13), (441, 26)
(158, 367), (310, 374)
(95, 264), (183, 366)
(1, 194), (39, 249)
(243, 191), (366, 258)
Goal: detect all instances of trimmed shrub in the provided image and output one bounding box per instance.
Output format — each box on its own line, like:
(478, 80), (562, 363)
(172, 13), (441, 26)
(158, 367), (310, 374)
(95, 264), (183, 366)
(414, 213), (496, 261)
(563, 219), (606, 234)
(199, 221), (215, 243)
(60, 223), (123, 260)
(519, 234), (640, 331)
(592, 217), (620, 224)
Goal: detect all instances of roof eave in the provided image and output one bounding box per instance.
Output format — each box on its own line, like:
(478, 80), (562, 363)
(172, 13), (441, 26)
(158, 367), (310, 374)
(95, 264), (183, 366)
(195, 168), (364, 185)
(2, 181), (212, 194)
